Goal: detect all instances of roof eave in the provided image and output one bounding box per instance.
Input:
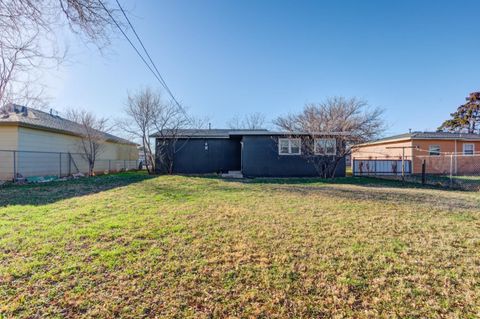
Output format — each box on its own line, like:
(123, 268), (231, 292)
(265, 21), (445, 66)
(150, 131), (351, 138)
(0, 121), (137, 146)
(353, 137), (413, 148)
(354, 135), (480, 148)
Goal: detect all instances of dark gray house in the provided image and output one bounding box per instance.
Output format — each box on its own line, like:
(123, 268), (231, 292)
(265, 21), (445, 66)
(151, 129), (346, 178)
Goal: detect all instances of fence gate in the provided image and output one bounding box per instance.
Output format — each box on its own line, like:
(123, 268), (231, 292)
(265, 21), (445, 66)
(353, 159), (411, 176)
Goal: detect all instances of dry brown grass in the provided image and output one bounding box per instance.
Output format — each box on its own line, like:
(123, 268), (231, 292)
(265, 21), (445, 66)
(0, 173), (479, 318)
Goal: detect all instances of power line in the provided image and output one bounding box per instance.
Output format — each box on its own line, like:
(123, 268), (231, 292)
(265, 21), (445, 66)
(98, 0), (185, 117)
(114, 0), (183, 111)
(97, 0), (165, 88)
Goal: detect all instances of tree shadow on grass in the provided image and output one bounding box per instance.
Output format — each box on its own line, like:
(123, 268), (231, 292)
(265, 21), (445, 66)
(191, 175), (480, 212)
(269, 183), (480, 212)
(246, 176), (480, 193)
(0, 171), (155, 207)
(202, 175), (441, 190)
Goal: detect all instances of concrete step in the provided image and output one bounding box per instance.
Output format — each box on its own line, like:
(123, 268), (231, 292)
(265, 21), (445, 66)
(221, 170), (243, 179)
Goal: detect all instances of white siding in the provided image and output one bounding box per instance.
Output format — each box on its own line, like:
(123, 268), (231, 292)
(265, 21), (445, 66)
(0, 126), (18, 180)
(12, 127), (138, 178)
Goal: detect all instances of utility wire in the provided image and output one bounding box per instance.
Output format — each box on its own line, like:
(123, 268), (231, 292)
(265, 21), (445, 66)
(98, 0), (166, 88)
(100, 0), (186, 118)
(99, 0), (187, 119)
(114, 0), (183, 112)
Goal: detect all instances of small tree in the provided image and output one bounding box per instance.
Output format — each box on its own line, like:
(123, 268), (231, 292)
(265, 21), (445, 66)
(153, 103), (192, 174)
(66, 109), (109, 176)
(274, 97), (385, 177)
(438, 92), (480, 134)
(227, 112), (266, 130)
(118, 87), (206, 175)
(117, 87), (159, 174)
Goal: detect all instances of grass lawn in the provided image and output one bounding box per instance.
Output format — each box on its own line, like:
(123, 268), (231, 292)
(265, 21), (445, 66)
(452, 175), (480, 187)
(402, 174), (480, 191)
(1, 172), (480, 318)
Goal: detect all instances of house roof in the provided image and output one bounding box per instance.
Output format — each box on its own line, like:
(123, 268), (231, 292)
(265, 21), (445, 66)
(355, 131), (480, 147)
(151, 129), (263, 138)
(0, 104), (136, 145)
(150, 129), (349, 138)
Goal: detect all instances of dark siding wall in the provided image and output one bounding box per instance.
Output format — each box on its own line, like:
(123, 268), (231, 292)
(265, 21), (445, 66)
(241, 136), (345, 177)
(156, 138), (241, 174)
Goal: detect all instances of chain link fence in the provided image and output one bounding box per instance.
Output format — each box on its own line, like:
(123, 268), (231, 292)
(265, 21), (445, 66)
(352, 153), (480, 190)
(0, 150), (140, 182)
(414, 154), (480, 189)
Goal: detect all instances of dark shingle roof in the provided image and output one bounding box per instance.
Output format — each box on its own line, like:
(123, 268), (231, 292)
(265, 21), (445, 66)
(150, 129), (349, 138)
(410, 131), (480, 139)
(357, 131), (480, 146)
(152, 129), (258, 138)
(0, 104), (135, 145)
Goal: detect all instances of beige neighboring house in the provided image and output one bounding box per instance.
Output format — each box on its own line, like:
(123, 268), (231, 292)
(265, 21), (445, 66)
(0, 104), (138, 181)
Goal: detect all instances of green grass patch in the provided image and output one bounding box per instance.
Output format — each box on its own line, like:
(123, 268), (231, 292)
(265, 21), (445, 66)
(0, 172), (479, 318)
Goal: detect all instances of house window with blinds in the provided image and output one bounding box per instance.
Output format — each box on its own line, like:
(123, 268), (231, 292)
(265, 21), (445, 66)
(429, 145), (440, 156)
(463, 143), (474, 156)
(278, 138), (301, 155)
(314, 138), (336, 155)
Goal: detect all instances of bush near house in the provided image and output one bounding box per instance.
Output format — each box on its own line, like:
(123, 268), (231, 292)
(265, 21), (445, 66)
(0, 172), (479, 318)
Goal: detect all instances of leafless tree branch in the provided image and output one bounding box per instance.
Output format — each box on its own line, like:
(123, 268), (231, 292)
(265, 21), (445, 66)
(227, 112), (266, 130)
(275, 97), (386, 177)
(116, 87), (160, 174)
(65, 108), (109, 176)
(0, 0), (119, 108)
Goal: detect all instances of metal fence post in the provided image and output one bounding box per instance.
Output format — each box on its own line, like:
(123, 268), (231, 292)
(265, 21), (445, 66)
(449, 153), (454, 187)
(68, 153), (71, 176)
(454, 152), (458, 175)
(421, 159), (426, 185)
(13, 150), (16, 182)
(454, 140), (457, 176)
(59, 153), (62, 177)
(401, 148), (405, 181)
(2, 150), (142, 181)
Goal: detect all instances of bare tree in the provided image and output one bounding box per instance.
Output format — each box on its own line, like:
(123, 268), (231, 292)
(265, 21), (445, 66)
(227, 112), (266, 130)
(117, 86), (207, 175)
(0, 0), (118, 108)
(274, 97), (385, 177)
(1, 0), (117, 48)
(153, 102), (192, 174)
(66, 109), (109, 176)
(117, 87), (159, 174)
(0, 29), (60, 110)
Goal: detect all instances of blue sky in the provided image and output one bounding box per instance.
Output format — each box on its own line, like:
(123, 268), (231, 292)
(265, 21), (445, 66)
(47, 0), (479, 135)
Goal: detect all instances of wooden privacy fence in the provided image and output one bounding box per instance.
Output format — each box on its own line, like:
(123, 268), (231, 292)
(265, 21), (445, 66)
(352, 159), (412, 176)
(0, 150), (139, 181)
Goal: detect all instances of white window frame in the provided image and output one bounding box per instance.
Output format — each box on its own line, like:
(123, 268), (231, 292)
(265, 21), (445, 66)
(278, 138), (301, 155)
(429, 145), (440, 156)
(314, 138), (337, 155)
(463, 143), (475, 156)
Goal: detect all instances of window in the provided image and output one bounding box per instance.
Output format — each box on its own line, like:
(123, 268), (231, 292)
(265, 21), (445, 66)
(314, 138), (336, 155)
(429, 145), (440, 156)
(463, 143), (474, 155)
(278, 138), (301, 155)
